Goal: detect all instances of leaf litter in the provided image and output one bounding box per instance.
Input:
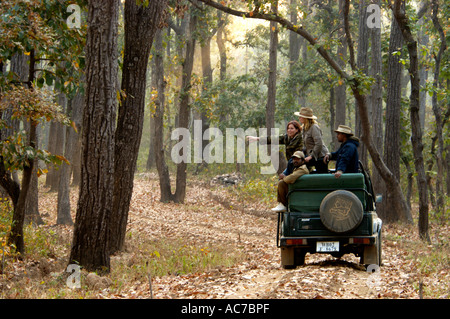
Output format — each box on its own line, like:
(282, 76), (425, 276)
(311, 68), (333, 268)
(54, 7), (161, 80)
(1, 172), (448, 299)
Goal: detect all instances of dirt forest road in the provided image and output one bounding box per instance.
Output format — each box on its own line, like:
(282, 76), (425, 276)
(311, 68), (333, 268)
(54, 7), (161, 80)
(126, 174), (427, 300)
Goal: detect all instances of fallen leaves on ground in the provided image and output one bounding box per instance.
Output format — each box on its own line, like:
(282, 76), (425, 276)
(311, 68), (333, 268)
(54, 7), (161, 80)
(2, 172), (448, 299)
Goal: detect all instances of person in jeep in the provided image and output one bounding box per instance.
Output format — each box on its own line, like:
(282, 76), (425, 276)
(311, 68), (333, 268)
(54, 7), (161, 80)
(324, 125), (360, 178)
(271, 151), (309, 213)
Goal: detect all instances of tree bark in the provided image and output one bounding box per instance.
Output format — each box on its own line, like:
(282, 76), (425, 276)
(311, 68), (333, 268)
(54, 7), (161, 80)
(69, 0), (120, 272)
(266, 1), (284, 174)
(7, 49), (41, 253)
(417, 0), (429, 130)
(380, 8), (403, 222)
(369, 0), (384, 197)
(110, 0), (167, 254)
(56, 92), (83, 226)
(153, 29), (174, 203)
(24, 122), (43, 226)
(334, 0), (347, 151)
(343, 0), (413, 224)
(288, 0), (301, 106)
(198, 33), (213, 169)
(392, 0), (429, 240)
(46, 93), (65, 191)
(355, 0), (369, 167)
(430, 0), (446, 216)
(9, 120), (37, 254)
(174, 9), (197, 204)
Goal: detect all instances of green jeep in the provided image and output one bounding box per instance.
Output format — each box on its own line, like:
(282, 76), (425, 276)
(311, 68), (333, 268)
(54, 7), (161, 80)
(276, 163), (382, 269)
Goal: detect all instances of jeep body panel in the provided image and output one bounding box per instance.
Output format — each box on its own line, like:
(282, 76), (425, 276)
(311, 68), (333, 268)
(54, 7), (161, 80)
(276, 167), (382, 269)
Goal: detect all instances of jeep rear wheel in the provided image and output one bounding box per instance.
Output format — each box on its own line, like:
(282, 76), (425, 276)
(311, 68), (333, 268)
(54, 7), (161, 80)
(319, 190), (364, 233)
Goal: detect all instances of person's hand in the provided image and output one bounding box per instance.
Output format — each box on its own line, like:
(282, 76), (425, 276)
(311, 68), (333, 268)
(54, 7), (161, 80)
(323, 154), (330, 164)
(334, 170), (343, 178)
(305, 156), (312, 163)
(247, 136), (259, 142)
(278, 173), (286, 180)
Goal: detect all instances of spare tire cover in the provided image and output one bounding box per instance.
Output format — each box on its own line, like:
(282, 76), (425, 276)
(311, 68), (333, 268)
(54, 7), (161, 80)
(320, 190), (364, 233)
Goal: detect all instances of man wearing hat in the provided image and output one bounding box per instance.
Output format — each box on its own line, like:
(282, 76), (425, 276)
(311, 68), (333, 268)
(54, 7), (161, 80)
(324, 125), (360, 178)
(272, 151), (309, 212)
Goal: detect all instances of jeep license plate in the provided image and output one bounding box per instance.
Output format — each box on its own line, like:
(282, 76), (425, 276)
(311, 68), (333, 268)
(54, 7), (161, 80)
(316, 241), (339, 252)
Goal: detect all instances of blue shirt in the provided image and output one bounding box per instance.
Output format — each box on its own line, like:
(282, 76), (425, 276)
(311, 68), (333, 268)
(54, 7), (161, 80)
(331, 138), (360, 173)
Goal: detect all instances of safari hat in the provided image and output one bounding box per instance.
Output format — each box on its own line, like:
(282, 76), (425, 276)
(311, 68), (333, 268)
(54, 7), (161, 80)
(291, 151), (305, 159)
(294, 107), (317, 120)
(334, 125), (354, 136)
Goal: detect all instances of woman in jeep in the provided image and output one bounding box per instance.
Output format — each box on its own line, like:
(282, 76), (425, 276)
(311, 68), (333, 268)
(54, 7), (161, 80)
(247, 120), (303, 176)
(295, 107), (329, 173)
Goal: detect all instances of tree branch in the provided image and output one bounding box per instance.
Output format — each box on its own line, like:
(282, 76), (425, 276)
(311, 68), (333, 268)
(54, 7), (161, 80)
(344, 0), (356, 70)
(193, 0), (351, 80)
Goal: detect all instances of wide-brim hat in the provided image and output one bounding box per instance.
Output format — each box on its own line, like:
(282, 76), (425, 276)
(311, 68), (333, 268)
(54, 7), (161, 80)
(291, 151), (305, 159)
(334, 125), (354, 136)
(294, 107), (317, 120)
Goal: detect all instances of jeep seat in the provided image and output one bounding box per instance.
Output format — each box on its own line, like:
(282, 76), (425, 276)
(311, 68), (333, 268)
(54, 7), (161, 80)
(287, 173), (368, 213)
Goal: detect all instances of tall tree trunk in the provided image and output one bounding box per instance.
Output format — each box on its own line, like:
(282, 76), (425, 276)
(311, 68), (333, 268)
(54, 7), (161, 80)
(71, 131), (82, 186)
(266, 1), (285, 174)
(369, 0), (384, 197)
(9, 120), (37, 253)
(329, 86), (336, 151)
(216, 11), (228, 125)
(8, 49), (40, 253)
(392, 0), (429, 241)
(46, 93), (66, 191)
(417, 0), (429, 130)
(343, 0), (412, 224)
(110, 0), (167, 254)
(199, 36), (213, 168)
(355, 0), (369, 168)
(288, 0), (301, 105)
(266, 1), (278, 133)
(430, 0), (446, 216)
(174, 9), (197, 203)
(216, 11), (227, 81)
(334, 0), (347, 151)
(146, 114), (156, 170)
(69, 0), (120, 272)
(24, 122), (43, 225)
(153, 29), (174, 202)
(57, 92), (83, 226)
(380, 10), (403, 222)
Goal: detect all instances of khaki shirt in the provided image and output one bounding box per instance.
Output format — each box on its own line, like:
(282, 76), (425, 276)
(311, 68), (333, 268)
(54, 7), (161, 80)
(302, 124), (329, 160)
(283, 164), (309, 184)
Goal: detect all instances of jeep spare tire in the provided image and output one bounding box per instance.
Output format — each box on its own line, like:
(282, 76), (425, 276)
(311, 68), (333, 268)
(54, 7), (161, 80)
(320, 190), (364, 233)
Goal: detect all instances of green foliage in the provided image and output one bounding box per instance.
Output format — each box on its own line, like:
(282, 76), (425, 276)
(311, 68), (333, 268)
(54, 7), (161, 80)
(0, 0), (87, 97)
(0, 199), (14, 272)
(192, 74), (267, 130)
(233, 175), (277, 205)
(0, 85), (72, 175)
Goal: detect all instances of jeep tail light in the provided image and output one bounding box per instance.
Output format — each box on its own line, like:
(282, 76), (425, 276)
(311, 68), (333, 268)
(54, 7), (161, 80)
(349, 238), (370, 244)
(286, 239), (307, 245)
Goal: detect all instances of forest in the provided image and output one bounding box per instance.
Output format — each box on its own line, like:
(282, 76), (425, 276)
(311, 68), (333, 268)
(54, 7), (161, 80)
(0, 0), (448, 299)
